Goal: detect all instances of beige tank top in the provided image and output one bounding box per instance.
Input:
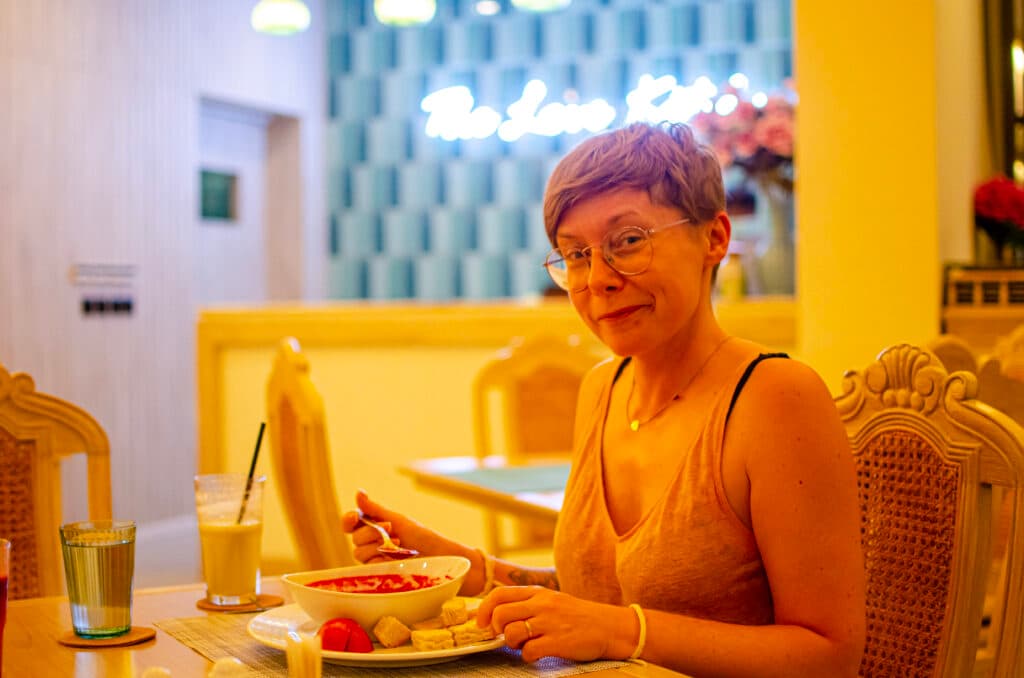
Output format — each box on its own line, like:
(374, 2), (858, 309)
(553, 356), (775, 625)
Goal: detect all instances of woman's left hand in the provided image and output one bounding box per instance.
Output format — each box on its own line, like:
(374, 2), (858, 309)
(475, 586), (636, 663)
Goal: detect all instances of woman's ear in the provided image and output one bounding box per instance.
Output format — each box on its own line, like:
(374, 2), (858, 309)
(706, 212), (731, 264)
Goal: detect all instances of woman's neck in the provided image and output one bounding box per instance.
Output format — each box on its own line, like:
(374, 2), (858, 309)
(628, 321), (729, 411)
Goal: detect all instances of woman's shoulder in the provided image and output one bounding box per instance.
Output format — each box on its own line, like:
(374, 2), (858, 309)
(725, 352), (848, 465)
(730, 352), (836, 411)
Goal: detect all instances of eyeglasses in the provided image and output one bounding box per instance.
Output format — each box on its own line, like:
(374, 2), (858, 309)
(543, 218), (691, 292)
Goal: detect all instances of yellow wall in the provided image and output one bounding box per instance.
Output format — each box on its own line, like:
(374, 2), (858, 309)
(794, 3), (943, 387)
(198, 299), (795, 570)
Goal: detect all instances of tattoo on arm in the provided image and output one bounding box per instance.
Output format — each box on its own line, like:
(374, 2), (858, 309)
(507, 567), (559, 590)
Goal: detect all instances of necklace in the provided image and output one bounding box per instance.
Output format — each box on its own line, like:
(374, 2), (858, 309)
(625, 336), (733, 432)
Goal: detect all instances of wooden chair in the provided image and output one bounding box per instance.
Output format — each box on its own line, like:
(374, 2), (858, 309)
(928, 333), (979, 376)
(835, 344), (1024, 677)
(929, 335), (1024, 672)
(0, 363), (111, 599)
(991, 324), (1024, 382)
(266, 337), (354, 570)
(472, 334), (603, 557)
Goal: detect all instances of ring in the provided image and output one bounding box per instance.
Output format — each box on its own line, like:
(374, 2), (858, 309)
(523, 619), (534, 639)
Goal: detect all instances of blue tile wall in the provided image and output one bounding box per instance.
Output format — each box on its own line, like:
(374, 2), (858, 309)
(326, 0), (792, 300)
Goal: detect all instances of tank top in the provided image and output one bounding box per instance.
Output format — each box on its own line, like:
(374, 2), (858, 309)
(552, 353), (786, 624)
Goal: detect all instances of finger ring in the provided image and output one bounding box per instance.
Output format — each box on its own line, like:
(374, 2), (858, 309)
(523, 619), (534, 639)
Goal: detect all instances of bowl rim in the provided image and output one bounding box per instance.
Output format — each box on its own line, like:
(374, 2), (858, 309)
(281, 555), (471, 597)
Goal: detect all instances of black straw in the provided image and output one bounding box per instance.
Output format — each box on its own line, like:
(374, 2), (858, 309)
(237, 421), (266, 524)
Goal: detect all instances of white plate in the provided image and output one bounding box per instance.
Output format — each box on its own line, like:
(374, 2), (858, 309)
(247, 603), (506, 667)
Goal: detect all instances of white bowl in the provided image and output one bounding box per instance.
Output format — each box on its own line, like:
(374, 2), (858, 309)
(281, 556), (471, 631)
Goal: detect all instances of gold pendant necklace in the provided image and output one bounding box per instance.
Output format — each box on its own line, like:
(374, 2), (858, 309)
(626, 336), (733, 432)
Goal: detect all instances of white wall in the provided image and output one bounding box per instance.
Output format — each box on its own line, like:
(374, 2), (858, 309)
(0, 0), (326, 525)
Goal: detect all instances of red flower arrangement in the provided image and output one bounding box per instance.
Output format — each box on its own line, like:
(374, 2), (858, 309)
(974, 176), (1024, 256)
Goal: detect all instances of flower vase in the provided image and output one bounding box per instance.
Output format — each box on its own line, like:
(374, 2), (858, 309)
(757, 182), (795, 296)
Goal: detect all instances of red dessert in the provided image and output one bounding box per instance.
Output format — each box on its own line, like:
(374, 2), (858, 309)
(307, 573), (450, 594)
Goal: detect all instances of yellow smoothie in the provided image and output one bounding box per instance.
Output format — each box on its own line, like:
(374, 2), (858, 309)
(198, 520), (262, 602)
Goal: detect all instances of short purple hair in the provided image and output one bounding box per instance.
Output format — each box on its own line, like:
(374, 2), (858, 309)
(543, 122), (725, 246)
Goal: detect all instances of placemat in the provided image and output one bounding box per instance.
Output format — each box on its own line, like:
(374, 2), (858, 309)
(155, 613), (630, 677)
(444, 465), (571, 494)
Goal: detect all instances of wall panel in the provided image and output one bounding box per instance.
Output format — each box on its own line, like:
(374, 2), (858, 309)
(0, 0), (326, 525)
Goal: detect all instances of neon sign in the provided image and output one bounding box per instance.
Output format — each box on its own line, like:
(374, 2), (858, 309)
(420, 72), (769, 142)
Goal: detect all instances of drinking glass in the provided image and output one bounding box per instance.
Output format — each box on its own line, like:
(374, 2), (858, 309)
(194, 473), (265, 606)
(59, 521), (136, 638)
(1, 538), (10, 675)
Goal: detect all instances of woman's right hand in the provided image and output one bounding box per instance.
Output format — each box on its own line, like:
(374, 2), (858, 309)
(340, 491), (487, 595)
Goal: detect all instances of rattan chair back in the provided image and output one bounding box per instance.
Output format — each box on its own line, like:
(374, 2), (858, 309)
(835, 344), (1024, 678)
(266, 338), (354, 570)
(0, 363), (111, 599)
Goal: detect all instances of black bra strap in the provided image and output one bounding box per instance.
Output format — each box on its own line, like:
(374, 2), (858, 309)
(612, 357), (631, 384)
(726, 352), (790, 424)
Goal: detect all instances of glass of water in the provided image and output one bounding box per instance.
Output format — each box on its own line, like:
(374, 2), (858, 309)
(59, 521), (136, 638)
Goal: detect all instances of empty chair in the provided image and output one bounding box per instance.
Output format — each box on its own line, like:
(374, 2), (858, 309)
(928, 333), (979, 376)
(835, 344), (1024, 677)
(472, 334), (604, 557)
(0, 363), (111, 598)
(992, 324), (1024, 382)
(266, 338), (354, 570)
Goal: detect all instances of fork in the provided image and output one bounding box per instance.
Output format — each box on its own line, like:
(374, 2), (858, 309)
(358, 512), (420, 559)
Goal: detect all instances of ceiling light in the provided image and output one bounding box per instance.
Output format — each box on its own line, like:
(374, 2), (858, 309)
(374, 0), (437, 26)
(474, 0), (501, 16)
(509, 0), (571, 11)
(251, 0), (311, 35)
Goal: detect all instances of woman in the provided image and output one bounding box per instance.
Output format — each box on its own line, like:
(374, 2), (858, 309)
(342, 122), (865, 677)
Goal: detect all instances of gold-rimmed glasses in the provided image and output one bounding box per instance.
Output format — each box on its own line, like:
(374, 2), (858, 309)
(543, 218), (691, 292)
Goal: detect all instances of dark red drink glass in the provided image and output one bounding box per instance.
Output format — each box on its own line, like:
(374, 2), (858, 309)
(1, 538), (9, 678)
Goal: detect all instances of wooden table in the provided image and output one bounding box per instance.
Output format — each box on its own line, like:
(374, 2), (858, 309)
(4, 579), (684, 677)
(400, 455), (569, 523)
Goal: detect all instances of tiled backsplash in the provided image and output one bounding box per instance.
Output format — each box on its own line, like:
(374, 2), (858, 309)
(326, 0), (792, 300)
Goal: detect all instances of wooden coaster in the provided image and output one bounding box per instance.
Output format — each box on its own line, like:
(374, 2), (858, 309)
(58, 626), (157, 648)
(195, 593), (284, 613)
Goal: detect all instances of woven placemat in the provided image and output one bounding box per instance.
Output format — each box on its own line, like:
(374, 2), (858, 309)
(155, 613), (630, 677)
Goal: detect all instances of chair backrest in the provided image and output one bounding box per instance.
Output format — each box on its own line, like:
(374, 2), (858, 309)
(0, 364), (111, 599)
(928, 333), (979, 375)
(976, 355), (1024, 428)
(992, 324), (1024, 382)
(835, 344), (1024, 678)
(472, 334), (603, 464)
(266, 338), (354, 570)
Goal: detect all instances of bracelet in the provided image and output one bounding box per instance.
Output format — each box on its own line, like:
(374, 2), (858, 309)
(628, 603), (647, 660)
(475, 548), (497, 596)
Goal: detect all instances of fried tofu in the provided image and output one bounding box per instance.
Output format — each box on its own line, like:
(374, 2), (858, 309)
(440, 597), (469, 626)
(449, 618), (496, 646)
(410, 628), (455, 652)
(372, 615), (411, 648)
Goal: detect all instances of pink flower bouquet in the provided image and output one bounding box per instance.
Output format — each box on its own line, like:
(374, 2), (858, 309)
(691, 81), (796, 194)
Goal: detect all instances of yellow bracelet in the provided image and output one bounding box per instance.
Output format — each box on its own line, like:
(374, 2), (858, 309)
(475, 548), (497, 596)
(628, 603), (647, 660)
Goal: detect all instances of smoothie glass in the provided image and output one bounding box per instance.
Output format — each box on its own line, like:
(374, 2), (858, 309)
(194, 473), (265, 606)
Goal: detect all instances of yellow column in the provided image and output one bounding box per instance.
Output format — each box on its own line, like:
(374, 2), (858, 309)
(793, 2), (941, 387)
